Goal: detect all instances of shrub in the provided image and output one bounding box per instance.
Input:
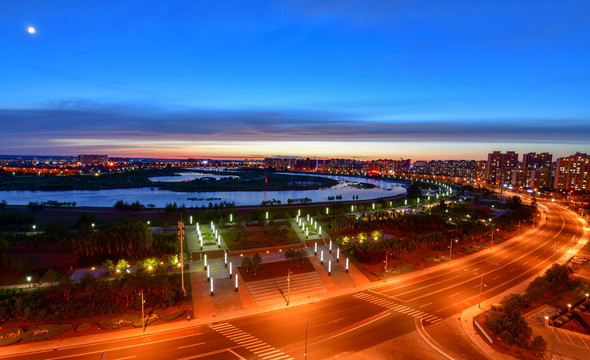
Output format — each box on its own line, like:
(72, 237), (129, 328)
(23, 324), (72, 342)
(76, 323), (92, 332)
(391, 263), (413, 275)
(531, 335), (547, 353)
(98, 313), (140, 330)
(0, 328), (24, 347)
(153, 309), (185, 321)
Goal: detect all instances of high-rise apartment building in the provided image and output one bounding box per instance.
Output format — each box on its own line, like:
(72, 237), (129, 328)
(523, 152), (552, 169)
(530, 168), (553, 190)
(554, 153), (590, 191)
(486, 151), (518, 186)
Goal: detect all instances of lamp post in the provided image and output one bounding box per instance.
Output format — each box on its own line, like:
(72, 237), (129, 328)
(27, 276), (32, 289)
(178, 221), (186, 297)
(287, 268), (292, 306)
(140, 290), (145, 329)
(384, 252), (392, 277)
(304, 322), (309, 360)
(478, 276), (486, 309)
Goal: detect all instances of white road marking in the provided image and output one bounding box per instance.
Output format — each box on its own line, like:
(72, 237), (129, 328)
(178, 342), (205, 349)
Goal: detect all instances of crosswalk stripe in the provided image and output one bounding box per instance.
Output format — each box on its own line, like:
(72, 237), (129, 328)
(210, 323), (232, 329)
(391, 305), (405, 310)
(246, 344), (271, 350)
(264, 355), (291, 360)
(229, 334), (252, 340)
(237, 339), (260, 345)
(220, 329), (242, 335)
(261, 352), (285, 359)
(256, 349), (281, 356)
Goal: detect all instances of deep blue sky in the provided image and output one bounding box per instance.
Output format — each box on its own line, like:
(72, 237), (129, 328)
(1, 0), (589, 160)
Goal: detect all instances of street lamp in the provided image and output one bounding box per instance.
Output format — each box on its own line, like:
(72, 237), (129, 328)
(478, 276), (487, 309)
(140, 290), (146, 329)
(586, 293), (589, 303)
(32, 225), (36, 232)
(304, 322), (310, 360)
(568, 304), (572, 312)
(26, 276), (32, 289)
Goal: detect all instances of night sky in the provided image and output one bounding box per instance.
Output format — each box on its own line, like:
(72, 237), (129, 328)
(1, 1), (589, 160)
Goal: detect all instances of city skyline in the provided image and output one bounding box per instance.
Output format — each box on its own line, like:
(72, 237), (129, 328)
(1, 1), (589, 159)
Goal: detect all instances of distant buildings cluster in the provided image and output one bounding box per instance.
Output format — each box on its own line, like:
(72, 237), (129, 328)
(1, 151), (589, 197)
(263, 151), (590, 195)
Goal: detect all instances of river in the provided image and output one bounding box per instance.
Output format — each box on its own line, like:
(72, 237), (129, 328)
(0, 172), (406, 208)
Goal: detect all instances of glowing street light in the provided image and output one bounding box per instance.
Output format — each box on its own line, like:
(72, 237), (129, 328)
(27, 276), (32, 289)
(328, 260), (332, 275)
(210, 278), (214, 296)
(345, 258), (349, 272)
(329, 240), (332, 253)
(235, 275), (238, 291)
(336, 247), (340, 262)
(229, 262), (233, 278)
(224, 251), (228, 267)
(204, 254), (208, 269)
(207, 265), (210, 281)
(189, 215), (193, 225)
(314, 242), (317, 255)
(320, 250), (324, 264)
(326, 207), (329, 215)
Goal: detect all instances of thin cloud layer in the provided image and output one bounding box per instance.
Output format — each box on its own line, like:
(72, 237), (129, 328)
(1, 106), (588, 148)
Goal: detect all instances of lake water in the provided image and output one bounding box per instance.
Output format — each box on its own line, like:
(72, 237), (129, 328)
(149, 172), (240, 182)
(0, 173), (406, 208)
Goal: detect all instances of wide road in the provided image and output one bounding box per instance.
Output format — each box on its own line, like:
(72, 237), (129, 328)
(3, 201), (585, 360)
